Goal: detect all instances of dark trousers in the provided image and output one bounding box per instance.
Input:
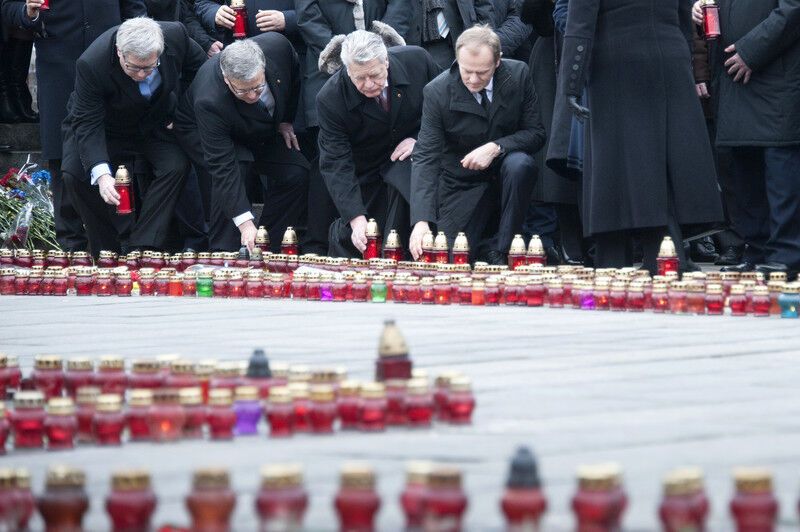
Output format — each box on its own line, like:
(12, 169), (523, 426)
(49, 159), (88, 251)
(724, 146), (800, 267)
(63, 134), (189, 256)
(305, 156), (339, 254)
(437, 151), (537, 261)
(328, 159), (411, 258)
(172, 167), (209, 250)
(523, 201), (558, 249)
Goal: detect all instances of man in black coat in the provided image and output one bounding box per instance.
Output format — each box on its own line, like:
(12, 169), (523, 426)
(146, 0), (221, 56)
(2, 0), (147, 251)
(692, 0), (800, 278)
(316, 29), (439, 257)
(61, 18), (206, 256)
(410, 25), (544, 264)
(405, 0), (495, 70)
(174, 34), (309, 252)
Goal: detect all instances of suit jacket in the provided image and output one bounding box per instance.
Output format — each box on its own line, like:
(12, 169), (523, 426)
(405, 0), (494, 50)
(174, 32), (304, 220)
(410, 58), (546, 224)
(297, 0), (413, 126)
(195, 0), (304, 53)
(317, 45), (439, 223)
(62, 21), (206, 180)
(1, 0), (147, 158)
(146, 0), (217, 51)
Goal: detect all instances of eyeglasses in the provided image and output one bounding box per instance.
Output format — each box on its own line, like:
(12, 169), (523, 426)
(228, 82), (267, 97)
(123, 57), (161, 74)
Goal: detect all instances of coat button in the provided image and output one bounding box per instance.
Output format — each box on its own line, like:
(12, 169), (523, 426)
(577, 45), (585, 52)
(575, 55), (581, 61)
(572, 64), (579, 70)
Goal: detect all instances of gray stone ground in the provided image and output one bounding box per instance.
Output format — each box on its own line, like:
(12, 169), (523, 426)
(1, 296), (800, 530)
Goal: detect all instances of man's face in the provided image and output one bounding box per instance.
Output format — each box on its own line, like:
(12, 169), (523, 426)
(457, 45), (499, 94)
(346, 58), (389, 99)
(117, 50), (160, 83)
(224, 72), (267, 104)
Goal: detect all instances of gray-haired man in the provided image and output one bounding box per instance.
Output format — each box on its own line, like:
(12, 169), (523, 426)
(174, 33), (309, 251)
(61, 17), (206, 256)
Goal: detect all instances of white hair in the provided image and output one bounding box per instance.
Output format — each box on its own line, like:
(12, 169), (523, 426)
(220, 39), (266, 81)
(116, 17), (164, 59)
(340, 30), (388, 69)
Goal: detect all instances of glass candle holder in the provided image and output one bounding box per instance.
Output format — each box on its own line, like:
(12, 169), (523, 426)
(96, 355), (128, 395)
(196, 271), (213, 298)
(508, 234), (527, 270)
(730, 468), (778, 532)
(384, 379), (408, 426)
(571, 464), (627, 532)
(94, 393), (125, 445)
(165, 359), (199, 390)
(228, 272), (245, 298)
(375, 320), (412, 381)
(44, 397), (77, 450)
(11, 390), (46, 449)
(98, 250), (118, 269)
(701, 0), (720, 39)
(545, 280), (563, 308)
(405, 277), (421, 304)
(127, 389), (153, 442)
(148, 388), (185, 442)
(289, 383), (312, 433)
(525, 278), (545, 307)
(32, 355), (64, 399)
(233, 385), (262, 436)
(752, 285), (770, 317)
(37, 466), (89, 531)
(422, 467), (468, 532)
(434, 372), (459, 422)
(686, 283), (706, 315)
(651, 284), (669, 313)
(180, 387), (206, 439)
(337, 381), (361, 431)
(105, 469), (158, 532)
(504, 278), (520, 305)
(359, 383), (387, 432)
(658, 468), (709, 532)
(405, 378), (434, 428)
(266, 386), (294, 438)
(64, 357), (95, 399)
(13, 469), (35, 530)
(308, 384), (337, 434)
(154, 271), (170, 296)
(400, 462), (432, 530)
(501, 447), (547, 530)
(334, 464), (381, 532)
(669, 282), (688, 314)
(186, 469), (237, 532)
(778, 283), (800, 318)
(626, 284), (646, 312)
(204, 389), (235, 440)
(212, 270), (228, 298)
(129, 359), (164, 389)
(74, 386), (100, 443)
(370, 276), (388, 303)
(256, 464), (309, 531)
(446, 377), (475, 425)
(0, 403), (8, 453)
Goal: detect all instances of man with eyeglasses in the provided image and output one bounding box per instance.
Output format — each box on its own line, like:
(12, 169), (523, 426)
(174, 34), (309, 252)
(316, 27), (439, 258)
(60, 17), (206, 256)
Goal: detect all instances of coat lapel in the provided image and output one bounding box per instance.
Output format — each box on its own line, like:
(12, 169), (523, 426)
(487, 63), (511, 123)
(263, 55), (283, 123)
(388, 55), (410, 127)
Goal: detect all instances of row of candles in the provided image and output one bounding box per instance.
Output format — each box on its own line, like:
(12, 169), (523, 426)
(0, 453), (786, 531)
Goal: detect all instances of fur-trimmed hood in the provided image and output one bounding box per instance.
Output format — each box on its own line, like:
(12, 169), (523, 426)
(318, 21), (406, 75)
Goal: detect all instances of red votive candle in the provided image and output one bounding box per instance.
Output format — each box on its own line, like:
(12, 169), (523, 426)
(207, 389), (236, 440)
(32, 355), (64, 399)
(256, 464), (309, 530)
(422, 467), (468, 532)
(11, 390), (46, 449)
(127, 389), (153, 442)
(337, 381), (361, 430)
(96, 355), (128, 394)
(37, 466), (90, 531)
(186, 469), (237, 532)
(105, 469), (157, 532)
(658, 468), (709, 532)
(93, 393), (125, 445)
(572, 464), (627, 532)
(359, 383), (387, 432)
(44, 397), (77, 450)
(266, 386), (294, 438)
(730, 468), (778, 532)
(180, 387), (206, 439)
(405, 378), (434, 428)
(64, 357), (94, 398)
(148, 388), (185, 442)
(446, 377), (475, 425)
(309, 384), (337, 434)
(335, 464), (381, 532)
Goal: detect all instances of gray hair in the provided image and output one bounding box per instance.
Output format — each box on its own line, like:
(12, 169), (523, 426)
(116, 17), (164, 59)
(220, 40), (266, 81)
(340, 30), (388, 69)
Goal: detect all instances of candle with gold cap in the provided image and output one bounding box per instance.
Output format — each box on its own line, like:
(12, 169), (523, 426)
(657, 236), (680, 276)
(114, 165), (134, 215)
(658, 467), (709, 532)
(375, 319), (412, 381)
(256, 464), (309, 529)
(334, 463), (381, 531)
(105, 469), (158, 532)
(452, 232), (470, 265)
(37, 466), (90, 531)
(186, 468), (237, 531)
(526, 234), (546, 266)
(364, 218), (382, 260)
(508, 234), (527, 270)
(730, 468), (778, 531)
(281, 226), (299, 255)
(571, 463), (627, 531)
(421, 231), (435, 263)
(383, 229), (403, 261)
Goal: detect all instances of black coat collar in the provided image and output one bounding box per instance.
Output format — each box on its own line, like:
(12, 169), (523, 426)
(447, 59), (512, 120)
(341, 53), (411, 124)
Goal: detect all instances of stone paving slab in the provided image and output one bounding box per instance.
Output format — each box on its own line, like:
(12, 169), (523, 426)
(1, 296), (800, 530)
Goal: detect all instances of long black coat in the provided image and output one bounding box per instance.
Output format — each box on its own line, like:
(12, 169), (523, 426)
(61, 21), (206, 181)
(145, 0), (217, 51)
(405, 0), (494, 53)
(317, 45), (439, 223)
(410, 58), (546, 224)
(713, 0), (800, 147)
(561, 0), (722, 235)
(491, 0), (531, 58)
(1, 0), (146, 159)
(174, 32), (307, 220)
(297, 0), (412, 127)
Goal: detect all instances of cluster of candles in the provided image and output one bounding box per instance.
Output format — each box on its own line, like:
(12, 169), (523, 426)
(0, 451), (786, 531)
(0, 322), (476, 453)
(1, 233), (799, 318)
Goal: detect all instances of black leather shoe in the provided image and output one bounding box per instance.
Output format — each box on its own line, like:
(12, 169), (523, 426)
(485, 250), (507, 266)
(756, 262), (792, 280)
(545, 246), (562, 266)
(681, 259), (702, 273)
(690, 237), (718, 263)
(721, 261), (757, 273)
(715, 245), (743, 266)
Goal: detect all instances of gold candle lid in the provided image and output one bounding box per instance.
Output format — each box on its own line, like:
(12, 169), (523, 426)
(235, 385), (259, 402)
(576, 463), (623, 491)
(428, 466), (463, 489)
(782, 282), (800, 294)
(67, 357), (93, 371)
(452, 232), (469, 252)
(96, 393), (123, 412)
(360, 382), (386, 399)
(46, 466), (86, 489)
(99, 250), (116, 260)
(14, 469), (31, 489)
(209, 388), (233, 406)
(132, 359), (160, 373)
(730, 284), (745, 295)
(753, 285), (769, 297)
(421, 231), (434, 250)
(261, 464), (304, 489)
(215, 362), (241, 378)
(99, 355), (125, 371)
(288, 382), (310, 400)
(658, 236), (677, 258)
(509, 234), (526, 255)
(268, 386), (292, 404)
(14, 390), (45, 409)
(338, 380), (361, 397)
(526, 235), (544, 256)
(112, 469), (151, 491)
(340, 463), (375, 489)
(129, 388), (154, 407)
(47, 397), (76, 416)
(663, 467), (704, 497)
(378, 319), (408, 358)
(35, 354), (63, 370)
(114, 165), (131, 185)
(433, 231), (448, 252)
(153, 388), (180, 405)
(256, 225), (270, 245)
(366, 218), (381, 238)
(434, 371), (462, 388)
(156, 353), (180, 368)
(384, 229), (401, 249)
(405, 461), (434, 486)
(310, 384), (335, 402)
(76, 386), (101, 405)
(288, 365), (312, 383)
(193, 468), (230, 490)
(448, 376), (472, 392)
(179, 387), (203, 405)
(733, 468), (772, 493)
(0, 469), (14, 489)
(282, 227), (298, 245)
(170, 359), (195, 375)
(706, 283), (723, 295)
(406, 378), (430, 395)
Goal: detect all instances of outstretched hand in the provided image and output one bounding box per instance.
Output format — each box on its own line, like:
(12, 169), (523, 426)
(568, 96), (590, 122)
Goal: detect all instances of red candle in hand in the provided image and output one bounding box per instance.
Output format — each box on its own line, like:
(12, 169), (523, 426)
(40, 0), (50, 10)
(363, 218), (382, 260)
(114, 165), (134, 215)
(231, 0), (248, 39)
(701, 0), (720, 40)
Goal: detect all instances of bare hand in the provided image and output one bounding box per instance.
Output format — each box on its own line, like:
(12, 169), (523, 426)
(26, 0), (44, 19)
(461, 142), (500, 171)
(207, 41), (223, 58)
(238, 219), (257, 251)
(724, 45), (752, 84)
(409, 221), (430, 260)
(256, 10), (286, 32)
(695, 82), (710, 99)
(691, 1), (703, 26)
(390, 138), (416, 162)
(349, 215), (368, 252)
(215, 5), (236, 29)
(97, 174), (121, 206)
(568, 95), (590, 122)
(278, 122), (300, 151)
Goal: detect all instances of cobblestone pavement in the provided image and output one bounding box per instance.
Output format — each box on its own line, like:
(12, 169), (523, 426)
(1, 296), (799, 530)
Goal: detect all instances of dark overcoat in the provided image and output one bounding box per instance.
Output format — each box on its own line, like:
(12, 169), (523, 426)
(1, 0), (146, 159)
(317, 45), (439, 223)
(405, 0), (494, 52)
(61, 21), (206, 181)
(410, 58), (546, 225)
(146, 0), (217, 51)
(491, 0), (531, 58)
(174, 32), (307, 220)
(297, 0), (412, 127)
(561, 0), (723, 235)
(713, 0), (800, 147)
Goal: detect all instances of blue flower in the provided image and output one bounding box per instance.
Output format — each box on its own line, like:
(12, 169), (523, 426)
(31, 170), (52, 185)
